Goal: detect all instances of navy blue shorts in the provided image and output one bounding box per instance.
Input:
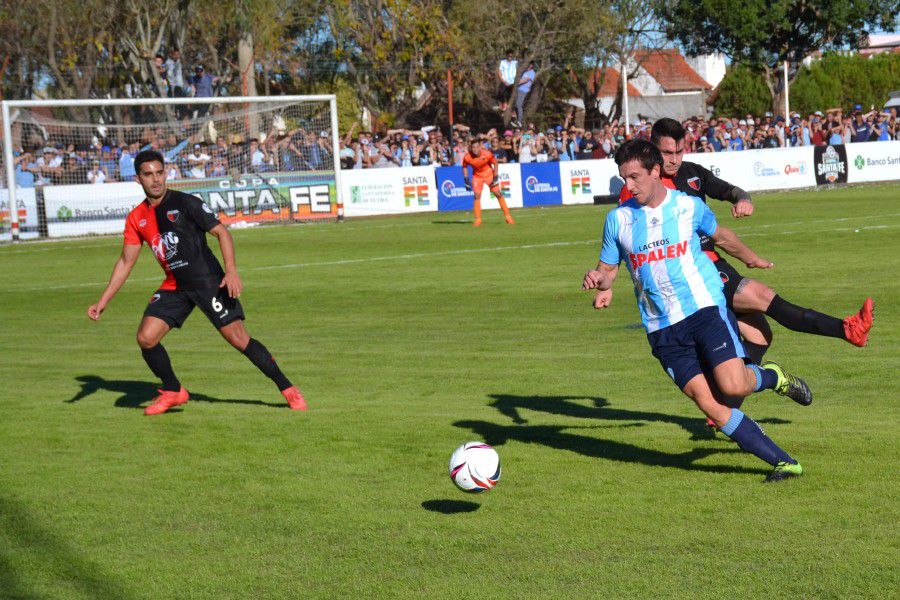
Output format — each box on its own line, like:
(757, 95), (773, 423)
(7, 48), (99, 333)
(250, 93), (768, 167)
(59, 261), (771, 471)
(646, 305), (746, 390)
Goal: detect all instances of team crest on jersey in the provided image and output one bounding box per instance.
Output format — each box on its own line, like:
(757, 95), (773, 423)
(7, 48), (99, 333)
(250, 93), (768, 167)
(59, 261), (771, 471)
(151, 231), (179, 262)
(166, 210), (180, 223)
(138, 219), (147, 228)
(719, 271), (729, 284)
(650, 217), (660, 227)
(687, 177), (701, 191)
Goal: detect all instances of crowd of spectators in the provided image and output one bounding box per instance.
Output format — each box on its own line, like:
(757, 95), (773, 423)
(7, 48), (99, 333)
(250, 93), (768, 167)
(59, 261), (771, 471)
(9, 104), (898, 187)
(338, 105), (900, 170)
(11, 123), (334, 188)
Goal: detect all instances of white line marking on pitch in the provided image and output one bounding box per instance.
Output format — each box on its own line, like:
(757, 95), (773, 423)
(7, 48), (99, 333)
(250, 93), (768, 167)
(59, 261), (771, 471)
(1, 219), (897, 293)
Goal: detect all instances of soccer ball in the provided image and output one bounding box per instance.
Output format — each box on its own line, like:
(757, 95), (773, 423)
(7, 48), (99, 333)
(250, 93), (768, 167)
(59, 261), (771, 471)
(449, 442), (501, 493)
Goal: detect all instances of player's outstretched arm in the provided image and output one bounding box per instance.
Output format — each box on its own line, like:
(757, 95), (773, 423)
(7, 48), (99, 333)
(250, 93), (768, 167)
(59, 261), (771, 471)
(209, 224), (242, 298)
(711, 226), (773, 269)
(88, 244), (141, 321)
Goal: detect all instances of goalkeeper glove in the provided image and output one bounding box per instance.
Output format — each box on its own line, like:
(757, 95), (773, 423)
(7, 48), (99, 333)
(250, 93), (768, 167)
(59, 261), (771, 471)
(464, 179), (472, 192)
(491, 175), (500, 187)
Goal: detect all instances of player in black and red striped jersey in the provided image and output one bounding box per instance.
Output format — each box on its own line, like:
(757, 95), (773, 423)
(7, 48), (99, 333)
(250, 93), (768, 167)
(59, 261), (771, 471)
(616, 118), (873, 367)
(88, 150), (306, 415)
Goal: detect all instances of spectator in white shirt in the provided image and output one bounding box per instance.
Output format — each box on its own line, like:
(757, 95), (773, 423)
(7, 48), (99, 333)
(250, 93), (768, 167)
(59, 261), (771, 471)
(87, 160), (107, 184)
(187, 143), (211, 179)
(497, 50), (518, 112)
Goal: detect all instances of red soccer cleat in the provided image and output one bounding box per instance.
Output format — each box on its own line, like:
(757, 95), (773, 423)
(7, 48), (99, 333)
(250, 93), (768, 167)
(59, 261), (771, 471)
(843, 297), (874, 347)
(282, 386), (307, 411)
(143, 387), (189, 416)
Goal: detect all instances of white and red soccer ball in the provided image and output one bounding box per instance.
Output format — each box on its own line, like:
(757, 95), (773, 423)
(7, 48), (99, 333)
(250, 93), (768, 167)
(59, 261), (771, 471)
(449, 442), (501, 493)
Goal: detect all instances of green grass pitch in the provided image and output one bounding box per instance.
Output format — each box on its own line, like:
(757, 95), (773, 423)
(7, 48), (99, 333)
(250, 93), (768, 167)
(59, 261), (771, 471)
(0, 184), (897, 598)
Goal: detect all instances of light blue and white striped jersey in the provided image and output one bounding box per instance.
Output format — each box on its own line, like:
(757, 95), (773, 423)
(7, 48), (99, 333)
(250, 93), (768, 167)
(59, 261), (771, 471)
(600, 188), (725, 333)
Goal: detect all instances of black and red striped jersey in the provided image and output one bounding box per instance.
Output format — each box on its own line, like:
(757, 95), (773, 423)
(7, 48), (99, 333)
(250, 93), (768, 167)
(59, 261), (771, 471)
(124, 189), (224, 290)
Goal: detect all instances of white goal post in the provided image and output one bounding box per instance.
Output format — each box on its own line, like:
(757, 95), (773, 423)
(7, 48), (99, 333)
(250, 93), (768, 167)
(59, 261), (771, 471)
(1, 95), (342, 242)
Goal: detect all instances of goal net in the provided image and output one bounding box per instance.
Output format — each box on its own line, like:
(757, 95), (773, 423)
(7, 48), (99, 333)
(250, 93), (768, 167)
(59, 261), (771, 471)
(1, 95), (341, 242)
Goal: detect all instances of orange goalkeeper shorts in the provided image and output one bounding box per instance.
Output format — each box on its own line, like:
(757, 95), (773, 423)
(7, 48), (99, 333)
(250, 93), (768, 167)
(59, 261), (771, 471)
(472, 176), (500, 197)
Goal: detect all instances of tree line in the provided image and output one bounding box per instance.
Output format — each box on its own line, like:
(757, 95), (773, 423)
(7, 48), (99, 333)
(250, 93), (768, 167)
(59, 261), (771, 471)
(0, 0), (895, 130)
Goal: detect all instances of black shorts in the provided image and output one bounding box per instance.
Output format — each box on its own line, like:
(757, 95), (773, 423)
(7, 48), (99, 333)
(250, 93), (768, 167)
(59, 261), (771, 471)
(647, 305), (746, 390)
(143, 287), (245, 330)
(713, 256), (746, 308)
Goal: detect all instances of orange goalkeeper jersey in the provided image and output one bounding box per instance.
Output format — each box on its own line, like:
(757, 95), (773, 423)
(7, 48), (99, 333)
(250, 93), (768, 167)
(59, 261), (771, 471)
(462, 150), (496, 180)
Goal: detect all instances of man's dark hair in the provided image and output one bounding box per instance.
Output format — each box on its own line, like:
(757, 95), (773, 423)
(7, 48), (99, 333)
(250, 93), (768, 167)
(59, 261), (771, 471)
(650, 117), (686, 144)
(134, 150), (165, 174)
(614, 139), (663, 172)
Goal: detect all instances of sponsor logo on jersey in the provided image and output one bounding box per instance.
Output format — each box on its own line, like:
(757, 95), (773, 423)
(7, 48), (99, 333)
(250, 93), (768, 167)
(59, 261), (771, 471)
(686, 177), (700, 191)
(629, 240), (689, 269)
(166, 210), (180, 223)
(151, 231), (179, 262)
(149, 293), (161, 304)
(138, 218), (147, 228)
(201, 203), (215, 214)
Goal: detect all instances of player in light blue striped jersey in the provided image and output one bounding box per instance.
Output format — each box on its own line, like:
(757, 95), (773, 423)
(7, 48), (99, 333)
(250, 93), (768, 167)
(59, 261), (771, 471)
(582, 140), (810, 482)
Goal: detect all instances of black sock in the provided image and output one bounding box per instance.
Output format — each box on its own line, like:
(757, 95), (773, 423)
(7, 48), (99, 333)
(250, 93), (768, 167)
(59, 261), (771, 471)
(742, 341), (769, 364)
(765, 295), (845, 339)
(242, 338), (293, 391)
(141, 344), (181, 391)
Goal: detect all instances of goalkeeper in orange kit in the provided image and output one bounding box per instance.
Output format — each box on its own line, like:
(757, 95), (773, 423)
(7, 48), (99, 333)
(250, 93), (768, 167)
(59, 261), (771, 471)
(461, 138), (514, 227)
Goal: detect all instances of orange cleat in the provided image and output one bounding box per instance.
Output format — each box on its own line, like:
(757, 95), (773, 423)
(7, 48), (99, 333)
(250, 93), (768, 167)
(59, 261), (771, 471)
(843, 297), (874, 347)
(505, 215), (515, 225)
(472, 219), (482, 227)
(282, 386), (307, 411)
(143, 387), (189, 416)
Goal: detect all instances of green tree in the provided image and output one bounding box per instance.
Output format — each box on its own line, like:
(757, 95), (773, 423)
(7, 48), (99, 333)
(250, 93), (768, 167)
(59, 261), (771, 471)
(791, 52), (900, 114)
(322, 0), (462, 127)
(450, 0), (608, 128)
(660, 0), (899, 114)
(713, 64), (771, 117)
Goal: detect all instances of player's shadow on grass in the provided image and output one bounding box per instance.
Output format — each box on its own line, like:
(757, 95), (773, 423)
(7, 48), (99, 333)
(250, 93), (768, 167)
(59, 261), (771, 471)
(0, 495), (133, 600)
(488, 394), (790, 441)
(66, 375), (285, 409)
(431, 219), (473, 225)
(421, 500), (480, 514)
(454, 419), (766, 475)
